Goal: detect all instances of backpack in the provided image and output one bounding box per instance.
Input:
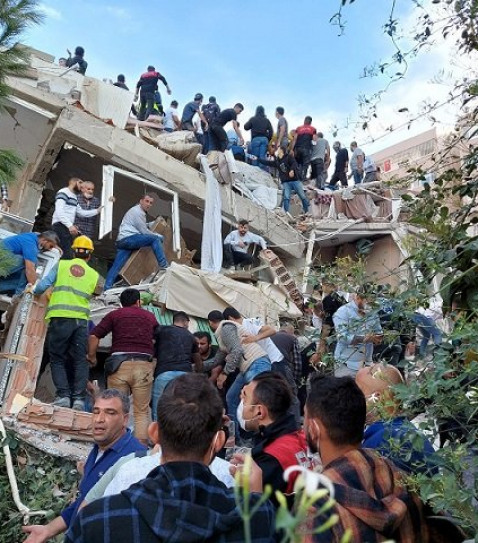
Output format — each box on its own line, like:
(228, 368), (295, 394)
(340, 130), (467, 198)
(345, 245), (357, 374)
(202, 103), (220, 123)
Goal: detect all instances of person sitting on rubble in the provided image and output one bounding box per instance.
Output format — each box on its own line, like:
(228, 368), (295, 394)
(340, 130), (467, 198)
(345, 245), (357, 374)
(33, 236), (101, 410)
(223, 219), (267, 271)
(74, 180), (101, 241)
(67, 374), (275, 543)
(51, 177), (102, 260)
(104, 194), (168, 291)
(65, 46), (88, 75)
(355, 362), (438, 476)
(0, 230), (60, 296)
(23, 389), (145, 543)
(134, 65), (171, 122)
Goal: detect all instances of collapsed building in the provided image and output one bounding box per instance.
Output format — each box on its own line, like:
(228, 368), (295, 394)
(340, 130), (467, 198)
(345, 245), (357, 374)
(0, 48), (416, 457)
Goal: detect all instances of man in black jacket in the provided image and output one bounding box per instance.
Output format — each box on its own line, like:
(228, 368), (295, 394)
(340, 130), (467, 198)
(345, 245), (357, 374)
(244, 106), (273, 169)
(134, 65), (172, 121)
(236, 372), (309, 499)
(66, 46), (88, 74)
(258, 147), (309, 214)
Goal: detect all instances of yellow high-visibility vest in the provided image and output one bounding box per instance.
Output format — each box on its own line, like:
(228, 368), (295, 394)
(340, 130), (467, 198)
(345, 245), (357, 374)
(46, 258), (98, 320)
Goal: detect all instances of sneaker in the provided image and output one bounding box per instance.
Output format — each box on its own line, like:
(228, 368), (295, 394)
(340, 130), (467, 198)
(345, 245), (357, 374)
(72, 399), (85, 411)
(52, 397), (70, 408)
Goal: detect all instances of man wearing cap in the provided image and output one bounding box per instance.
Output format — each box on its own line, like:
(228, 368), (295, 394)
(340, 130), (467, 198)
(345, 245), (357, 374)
(151, 311), (203, 417)
(181, 93), (208, 132)
(0, 231), (60, 296)
(88, 288), (159, 444)
(34, 236), (101, 410)
(332, 284), (383, 378)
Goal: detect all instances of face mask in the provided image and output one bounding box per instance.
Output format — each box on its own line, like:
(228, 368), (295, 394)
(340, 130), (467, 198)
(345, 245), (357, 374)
(236, 400), (258, 431)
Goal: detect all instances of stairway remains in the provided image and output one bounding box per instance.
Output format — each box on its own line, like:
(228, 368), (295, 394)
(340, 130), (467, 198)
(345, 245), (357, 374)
(260, 249), (304, 308)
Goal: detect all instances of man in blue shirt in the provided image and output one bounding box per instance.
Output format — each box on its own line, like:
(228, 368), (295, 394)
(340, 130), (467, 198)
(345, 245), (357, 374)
(22, 389), (145, 543)
(0, 231), (60, 295)
(333, 285), (383, 377)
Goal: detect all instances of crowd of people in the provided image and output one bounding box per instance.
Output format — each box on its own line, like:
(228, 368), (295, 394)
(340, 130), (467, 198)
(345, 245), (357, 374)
(61, 46), (382, 218)
(0, 47), (465, 542)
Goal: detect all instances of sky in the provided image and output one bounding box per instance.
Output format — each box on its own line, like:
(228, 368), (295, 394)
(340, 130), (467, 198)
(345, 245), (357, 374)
(23, 0), (470, 155)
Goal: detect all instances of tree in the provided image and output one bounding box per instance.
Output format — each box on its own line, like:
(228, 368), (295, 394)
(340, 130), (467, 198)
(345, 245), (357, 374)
(325, 0), (478, 537)
(0, 0), (43, 186)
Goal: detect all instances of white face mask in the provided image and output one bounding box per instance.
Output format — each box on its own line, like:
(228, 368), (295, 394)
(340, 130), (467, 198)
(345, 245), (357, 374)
(236, 400), (258, 431)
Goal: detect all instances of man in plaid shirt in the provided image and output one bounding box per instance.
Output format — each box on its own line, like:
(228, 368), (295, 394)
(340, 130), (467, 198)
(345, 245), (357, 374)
(67, 374), (276, 543)
(75, 181), (100, 240)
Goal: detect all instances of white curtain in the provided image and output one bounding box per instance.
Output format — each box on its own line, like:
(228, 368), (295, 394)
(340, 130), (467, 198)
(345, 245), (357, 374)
(200, 156), (223, 273)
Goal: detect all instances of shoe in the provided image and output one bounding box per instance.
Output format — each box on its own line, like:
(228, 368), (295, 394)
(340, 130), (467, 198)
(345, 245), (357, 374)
(52, 397), (70, 408)
(72, 399), (85, 411)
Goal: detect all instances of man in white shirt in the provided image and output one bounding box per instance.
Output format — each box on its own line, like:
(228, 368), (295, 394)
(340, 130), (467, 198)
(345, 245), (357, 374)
(223, 219), (267, 270)
(349, 141), (365, 185)
(163, 100), (180, 132)
(51, 177), (102, 259)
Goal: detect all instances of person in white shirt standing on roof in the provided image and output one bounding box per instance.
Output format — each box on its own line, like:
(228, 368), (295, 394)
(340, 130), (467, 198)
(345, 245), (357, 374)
(223, 219), (267, 270)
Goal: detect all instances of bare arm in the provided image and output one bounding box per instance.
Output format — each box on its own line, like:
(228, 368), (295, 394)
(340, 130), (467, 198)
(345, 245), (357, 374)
(22, 516), (67, 543)
(88, 334), (100, 363)
(24, 259), (37, 285)
(232, 120), (244, 145)
(290, 130), (298, 151)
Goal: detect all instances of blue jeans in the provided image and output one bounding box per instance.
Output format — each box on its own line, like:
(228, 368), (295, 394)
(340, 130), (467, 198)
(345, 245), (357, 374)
(250, 137), (269, 170)
(48, 317), (89, 401)
(412, 313), (442, 357)
(282, 181), (309, 213)
(352, 169), (364, 185)
(104, 234), (168, 290)
(0, 254), (27, 295)
(151, 370), (187, 420)
(226, 356), (271, 437)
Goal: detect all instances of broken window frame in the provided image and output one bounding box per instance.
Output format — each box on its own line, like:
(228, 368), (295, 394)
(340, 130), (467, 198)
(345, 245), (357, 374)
(99, 165), (182, 257)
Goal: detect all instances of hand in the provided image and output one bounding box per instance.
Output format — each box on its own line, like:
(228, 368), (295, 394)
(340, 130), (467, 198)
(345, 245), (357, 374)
(97, 205), (104, 214)
(166, 87), (172, 95)
(230, 453), (263, 492)
(237, 241), (246, 248)
(67, 49), (71, 56)
(134, 94), (139, 101)
(108, 195), (116, 203)
(216, 373), (227, 390)
(289, 170), (295, 178)
(87, 355), (97, 367)
(242, 334), (258, 345)
(68, 225), (79, 236)
(209, 365), (222, 382)
(309, 353), (321, 367)
(22, 525), (50, 543)
(24, 283), (35, 295)
(239, 138), (244, 146)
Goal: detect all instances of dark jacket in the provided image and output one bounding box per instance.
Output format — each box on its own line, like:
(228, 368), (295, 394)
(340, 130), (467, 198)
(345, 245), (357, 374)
(136, 71), (168, 94)
(244, 116), (274, 140)
(66, 55), (87, 74)
(258, 154), (300, 183)
(252, 413), (306, 496)
(66, 462), (276, 543)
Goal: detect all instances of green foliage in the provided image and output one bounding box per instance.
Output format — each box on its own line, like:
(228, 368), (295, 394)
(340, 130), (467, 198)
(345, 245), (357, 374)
(0, 431), (79, 543)
(0, 148), (24, 186)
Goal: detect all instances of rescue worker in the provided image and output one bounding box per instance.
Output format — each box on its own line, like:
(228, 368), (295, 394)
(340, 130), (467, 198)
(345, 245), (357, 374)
(33, 236), (101, 410)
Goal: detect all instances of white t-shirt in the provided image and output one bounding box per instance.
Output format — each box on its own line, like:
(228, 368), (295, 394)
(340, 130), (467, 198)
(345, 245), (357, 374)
(104, 453), (235, 497)
(242, 318), (282, 364)
(163, 107), (178, 130)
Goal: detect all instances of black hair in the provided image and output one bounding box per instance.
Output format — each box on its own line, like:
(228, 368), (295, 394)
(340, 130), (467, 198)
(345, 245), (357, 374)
(156, 374), (223, 457)
(95, 388), (130, 414)
(147, 65), (155, 71)
(234, 103), (244, 111)
(306, 375), (366, 446)
(171, 100), (178, 107)
(252, 372), (292, 420)
(207, 310), (224, 322)
(193, 331), (212, 343)
(117, 74), (125, 82)
(120, 288), (140, 307)
(276, 106), (285, 115)
(238, 219), (249, 226)
(304, 116), (312, 124)
(223, 306), (241, 320)
(255, 105), (265, 117)
(173, 311), (190, 324)
(75, 46), (85, 57)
